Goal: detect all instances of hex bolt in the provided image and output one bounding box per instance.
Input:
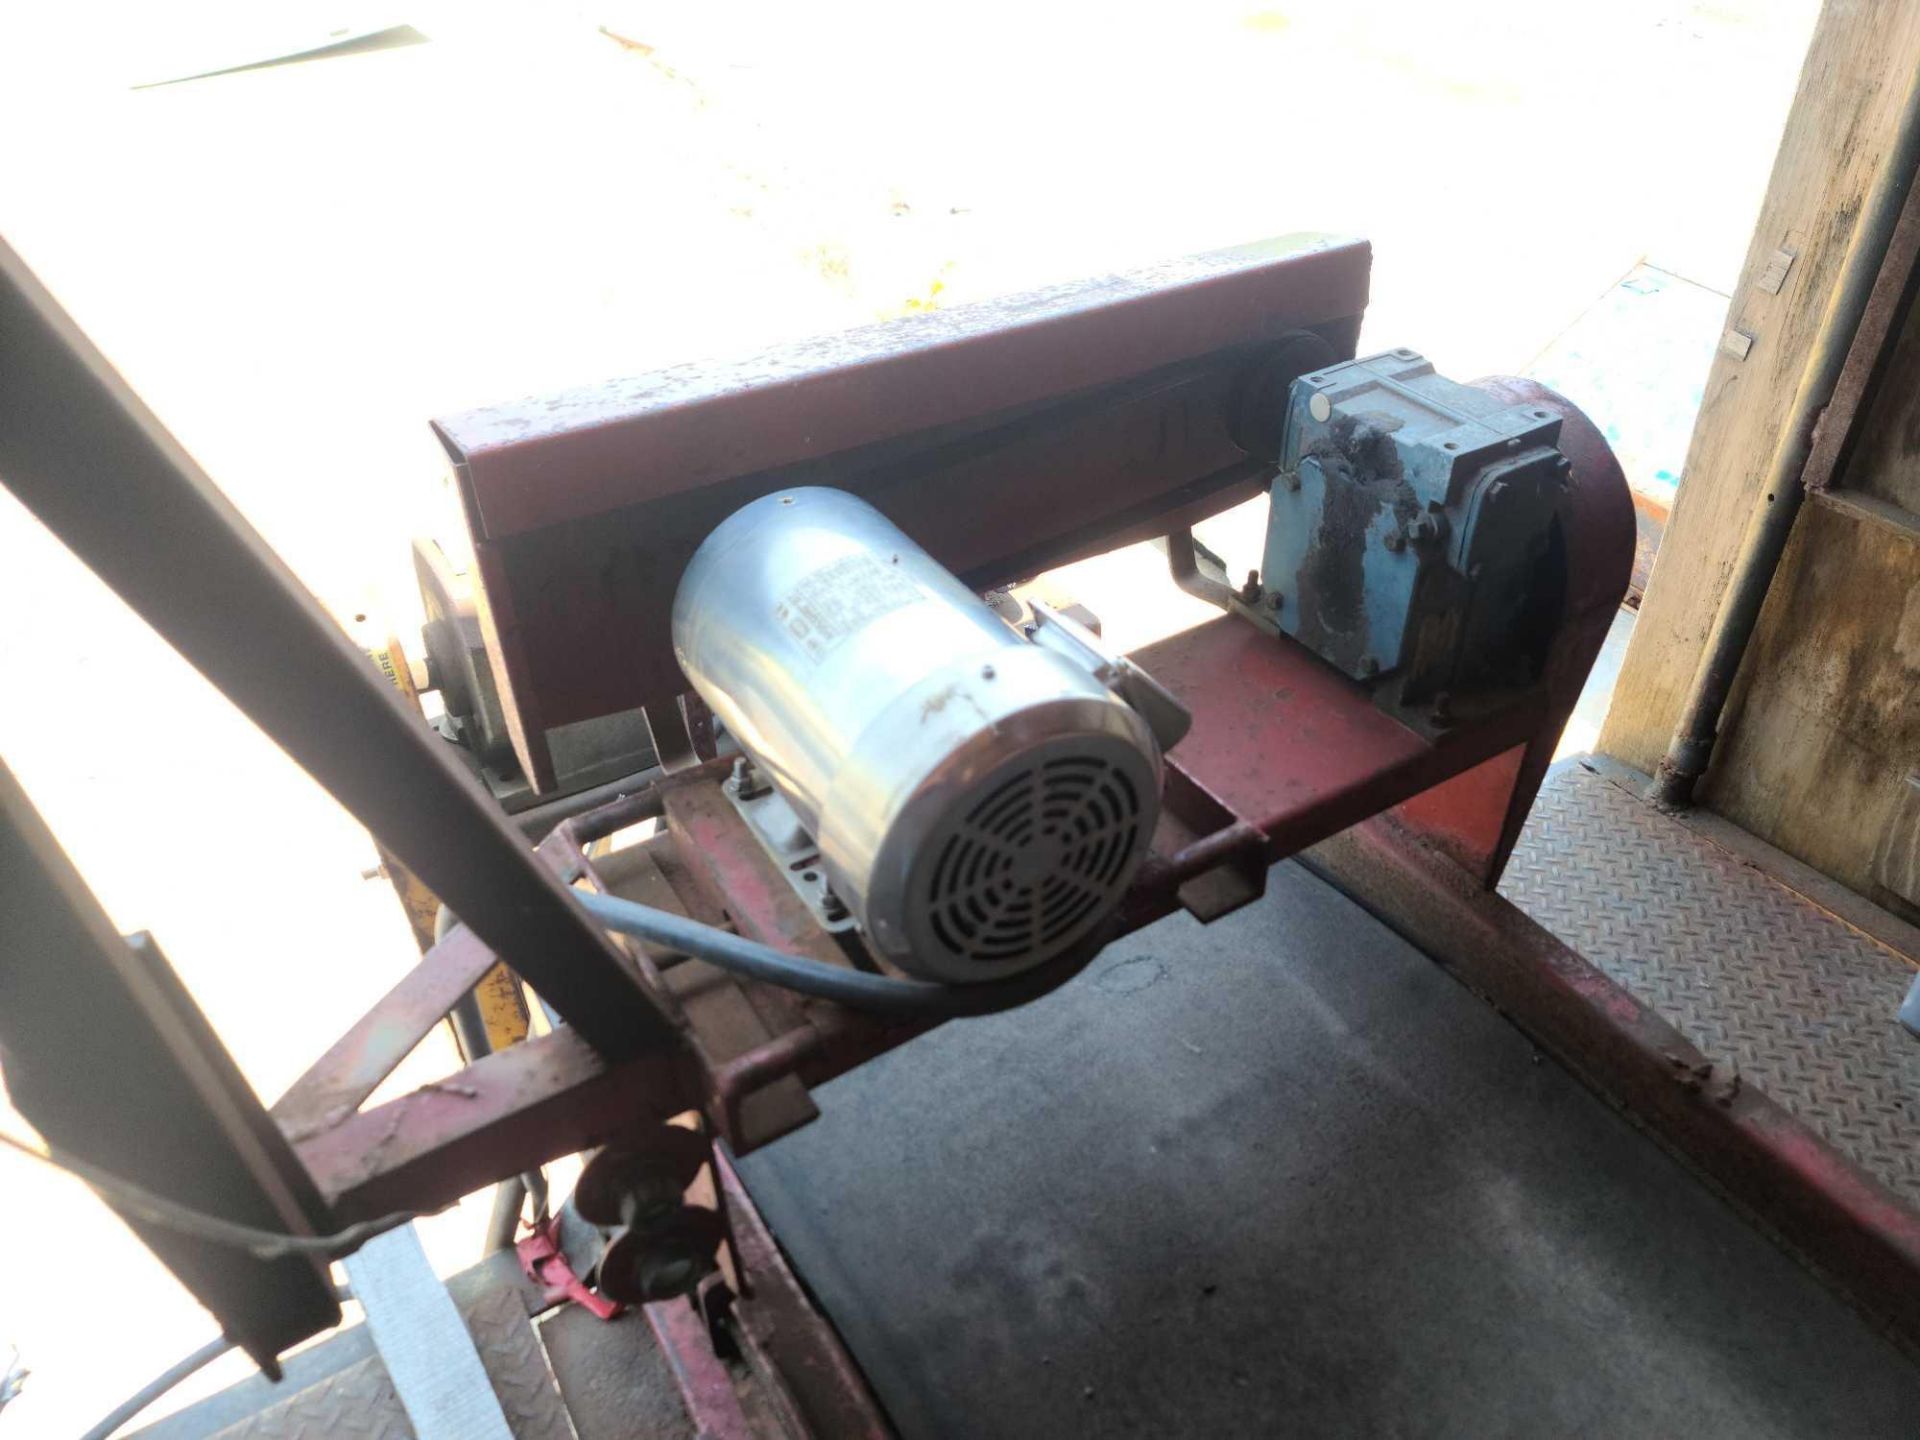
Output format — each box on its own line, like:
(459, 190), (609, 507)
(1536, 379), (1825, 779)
(821, 888), (849, 922)
(1281, 468), (1302, 493)
(1429, 690), (1454, 727)
(1268, 592), (1285, 611)
(1357, 655), (1380, 679)
(1238, 570), (1262, 605)
(728, 757), (770, 800)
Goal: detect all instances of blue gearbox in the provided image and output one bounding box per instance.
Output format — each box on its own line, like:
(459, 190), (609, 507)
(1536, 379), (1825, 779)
(1260, 350), (1572, 710)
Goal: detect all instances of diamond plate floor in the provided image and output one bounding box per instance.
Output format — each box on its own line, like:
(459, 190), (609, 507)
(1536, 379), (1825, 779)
(1503, 760), (1920, 1207)
(136, 1251), (680, 1440)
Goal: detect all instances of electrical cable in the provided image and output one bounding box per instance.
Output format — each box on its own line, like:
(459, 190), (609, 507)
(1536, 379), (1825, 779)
(36, 893), (1078, 1432)
(35, 896), (1078, 1436)
(0, 1131), (416, 1261)
(76, 1282), (355, 1440)
(574, 889), (1093, 1017)
(78, 1335), (234, 1440)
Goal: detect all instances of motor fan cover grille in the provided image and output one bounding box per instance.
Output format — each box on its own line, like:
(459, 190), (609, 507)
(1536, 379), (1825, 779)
(917, 753), (1147, 970)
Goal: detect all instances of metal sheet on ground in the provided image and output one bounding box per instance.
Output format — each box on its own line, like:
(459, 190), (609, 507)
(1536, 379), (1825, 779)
(341, 1227), (513, 1440)
(139, 1255), (588, 1439)
(1503, 759), (1920, 1208)
(204, 1355), (406, 1440)
(737, 864), (1920, 1439)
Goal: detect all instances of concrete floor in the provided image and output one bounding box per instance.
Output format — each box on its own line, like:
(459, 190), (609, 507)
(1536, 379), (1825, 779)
(740, 866), (1920, 1439)
(0, 2), (1819, 1432)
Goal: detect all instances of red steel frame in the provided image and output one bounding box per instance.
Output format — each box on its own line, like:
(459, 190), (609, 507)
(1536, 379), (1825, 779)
(431, 235), (1372, 789)
(272, 263), (1920, 1416)
(13, 226), (1920, 1432)
(283, 373), (1632, 1184)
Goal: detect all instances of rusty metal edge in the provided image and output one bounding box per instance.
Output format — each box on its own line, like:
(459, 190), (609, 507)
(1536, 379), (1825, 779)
(1300, 813), (1920, 1355)
(719, 1150), (896, 1438)
(272, 925), (503, 1134)
(299, 1030), (686, 1223)
(1802, 173), (1920, 495)
(642, 1297), (757, 1440)
(274, 784), (683, 1138)
(435, 235), (1371, 540)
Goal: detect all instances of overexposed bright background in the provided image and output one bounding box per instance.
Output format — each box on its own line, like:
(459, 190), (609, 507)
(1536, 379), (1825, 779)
(0, 2), (1815, 1432)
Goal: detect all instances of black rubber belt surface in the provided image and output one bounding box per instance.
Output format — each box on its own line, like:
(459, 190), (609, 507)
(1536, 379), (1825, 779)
(737, 864), (1920, 1440)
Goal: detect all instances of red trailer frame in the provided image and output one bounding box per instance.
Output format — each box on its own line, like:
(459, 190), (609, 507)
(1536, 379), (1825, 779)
(6, 231), (1920, 1437)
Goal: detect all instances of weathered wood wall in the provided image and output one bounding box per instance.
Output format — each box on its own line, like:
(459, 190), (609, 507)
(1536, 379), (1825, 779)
(1599, 0), (1920, 901)
(1706, 492), (1919, 898)
(1600, 0), (1920, 767)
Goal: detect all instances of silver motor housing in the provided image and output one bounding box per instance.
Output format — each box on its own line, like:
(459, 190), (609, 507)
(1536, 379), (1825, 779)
(672, 488), (1166, 983)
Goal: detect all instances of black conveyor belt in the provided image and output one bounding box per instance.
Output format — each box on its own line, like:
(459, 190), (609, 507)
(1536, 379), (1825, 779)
(738, 863), (1920, 1439)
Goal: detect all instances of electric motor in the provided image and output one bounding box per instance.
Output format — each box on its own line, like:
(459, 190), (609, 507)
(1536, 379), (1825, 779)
(673, 488), (1180, 983)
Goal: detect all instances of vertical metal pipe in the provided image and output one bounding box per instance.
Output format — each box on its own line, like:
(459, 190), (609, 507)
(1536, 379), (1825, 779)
(1652, 60), (1920, 808)
(434, 907), (546, 1253)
